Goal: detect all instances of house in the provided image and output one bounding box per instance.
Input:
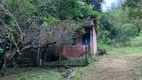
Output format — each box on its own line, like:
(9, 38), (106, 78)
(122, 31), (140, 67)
(37, 17), (97, 62)
(61, 17), (97, 59)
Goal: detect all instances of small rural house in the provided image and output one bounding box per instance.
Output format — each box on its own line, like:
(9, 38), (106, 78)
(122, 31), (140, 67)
(38, 17), (97, 61)
(61, 17), (97, 59)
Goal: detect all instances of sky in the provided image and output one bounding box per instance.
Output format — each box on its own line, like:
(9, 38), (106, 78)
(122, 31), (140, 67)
(101, 0), (118, 12)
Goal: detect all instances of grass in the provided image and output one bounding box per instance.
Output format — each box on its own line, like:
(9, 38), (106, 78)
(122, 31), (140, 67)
(17, 68), (64, 80)
(71, 56), (102, 80)
(0, 58), (89, 80)
(97, 43), (114, 51)
(109, 34), (142, 54)
(72, 62), (97, 80)
(0, 67), (64, 80)
(110, 46), (142, 54)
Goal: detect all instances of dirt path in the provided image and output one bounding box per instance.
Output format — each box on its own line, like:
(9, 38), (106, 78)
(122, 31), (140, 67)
(86, 53), (142, 80)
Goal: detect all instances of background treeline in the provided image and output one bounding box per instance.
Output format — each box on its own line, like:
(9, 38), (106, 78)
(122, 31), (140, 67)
(98, 0), (142, 47)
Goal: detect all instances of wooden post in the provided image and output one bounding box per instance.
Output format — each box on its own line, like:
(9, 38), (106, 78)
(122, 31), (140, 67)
(89, 43), (92, 57)
(44, 49), (47, 61)
(58, 46), (61, 66)
(85, 40), (88, 64)
(36, 48), (41, 66)
(59, 46), (62, 62)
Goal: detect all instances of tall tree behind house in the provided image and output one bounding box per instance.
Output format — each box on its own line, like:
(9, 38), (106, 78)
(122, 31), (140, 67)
(85, 0), (104, 12)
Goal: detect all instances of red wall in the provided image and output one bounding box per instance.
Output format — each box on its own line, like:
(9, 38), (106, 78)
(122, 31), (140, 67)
(61, 27), (97, 59)
(62, 45), (88, 59)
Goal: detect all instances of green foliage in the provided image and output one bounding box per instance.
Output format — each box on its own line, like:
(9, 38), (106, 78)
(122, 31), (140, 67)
(97, 43), (114, 51)
(46, 0), (101, 20)
(121, 23), (135, 36)
(99, 8), (138, 46)
(0, 0), (101, 34)
(85, 0), (104, 12)
(123, 0), (142, 29)
(111, 34), (142, 54)
(0, 0), (101, 49)
(130, 33), (142, 47)
(89, 10), (101, 21)
(47, 0), (82, 20)
(0, 48), (3, 53)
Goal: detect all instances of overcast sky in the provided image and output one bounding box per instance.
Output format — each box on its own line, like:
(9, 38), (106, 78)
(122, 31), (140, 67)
(101, 0), (118, 12)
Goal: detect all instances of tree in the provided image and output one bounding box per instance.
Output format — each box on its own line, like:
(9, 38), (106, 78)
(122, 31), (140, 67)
(123, 0), (142, 30)
(85, 0), (104, 12)
(99, 7), (138, 46)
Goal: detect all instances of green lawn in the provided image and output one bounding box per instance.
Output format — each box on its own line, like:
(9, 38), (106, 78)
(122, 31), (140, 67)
(110, 34), (142, 54)
(110, 46), (142, 54)
(0, 68), (64, 80)
(18, 68), (64, 80)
